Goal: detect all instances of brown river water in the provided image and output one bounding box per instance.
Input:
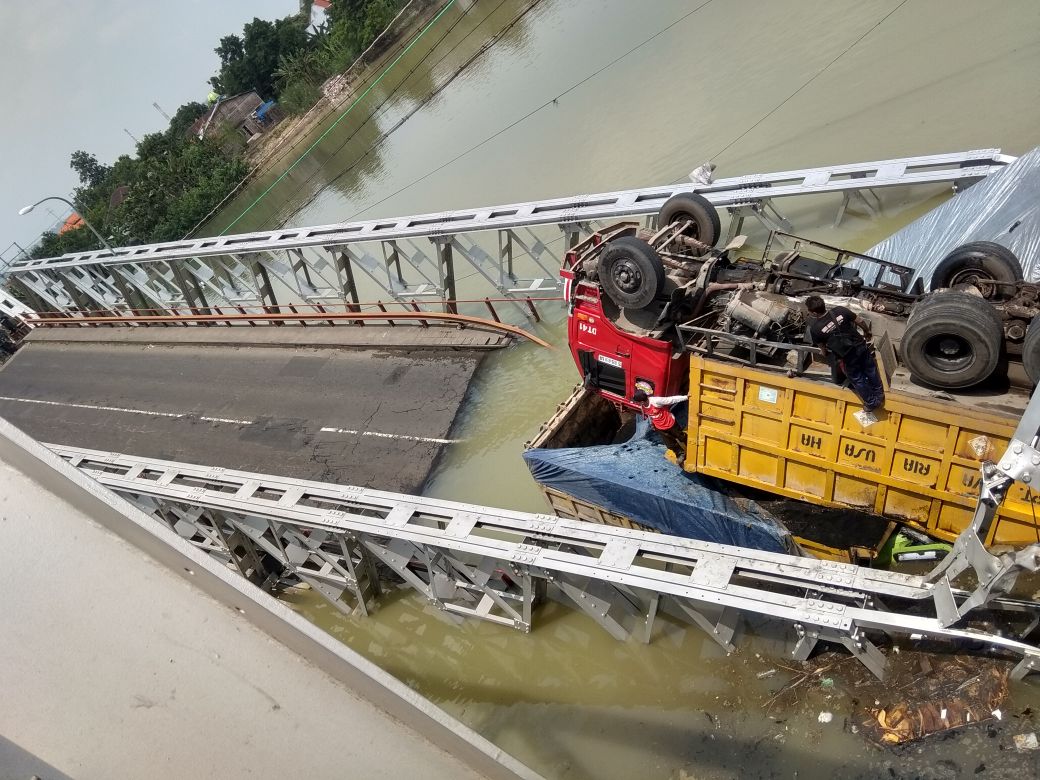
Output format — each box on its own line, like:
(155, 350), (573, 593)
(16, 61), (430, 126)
(207, 1), (1040, 776)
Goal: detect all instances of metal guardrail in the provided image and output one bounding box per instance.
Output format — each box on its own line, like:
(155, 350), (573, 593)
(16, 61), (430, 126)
(5, 150), (1013, 321)
(23, 307), (554, 348)
(54, 443), (1040, 681)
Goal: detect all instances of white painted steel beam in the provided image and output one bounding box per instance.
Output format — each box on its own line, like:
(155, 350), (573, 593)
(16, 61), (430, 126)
(11, 149), (1012, 273)
(53, 443), (1040, 681)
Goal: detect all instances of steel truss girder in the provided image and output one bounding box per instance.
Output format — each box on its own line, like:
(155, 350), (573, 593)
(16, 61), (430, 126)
(10, 150), (1014, 317)
(13, 149), (1012, 273)
(54, 444), (1040, 681)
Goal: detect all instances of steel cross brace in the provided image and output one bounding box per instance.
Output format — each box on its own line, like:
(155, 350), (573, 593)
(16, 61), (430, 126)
(724, 200), (794, 245)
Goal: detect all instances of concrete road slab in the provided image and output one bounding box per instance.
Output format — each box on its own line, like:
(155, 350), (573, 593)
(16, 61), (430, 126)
(0, 342), (483, 492)
(26, 322), (511, 351)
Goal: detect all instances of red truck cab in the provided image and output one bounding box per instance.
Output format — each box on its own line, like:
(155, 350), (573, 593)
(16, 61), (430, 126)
(562, 239), (688, 410)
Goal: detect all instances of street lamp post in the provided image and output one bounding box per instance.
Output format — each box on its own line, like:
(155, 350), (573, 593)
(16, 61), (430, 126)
(17, 195), (145, 312)
(18, 196), (116, 257)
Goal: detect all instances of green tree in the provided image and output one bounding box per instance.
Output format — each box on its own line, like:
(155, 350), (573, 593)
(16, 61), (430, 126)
(70, 150), (110, 189)
(209, 16), (311, 99)
(326, 0), (367, 28)
(321, 0), (405, 73)
(166, 102), (209, 140)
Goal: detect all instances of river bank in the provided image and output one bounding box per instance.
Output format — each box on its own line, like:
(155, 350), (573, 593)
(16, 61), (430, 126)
(242, 0), (445, 173)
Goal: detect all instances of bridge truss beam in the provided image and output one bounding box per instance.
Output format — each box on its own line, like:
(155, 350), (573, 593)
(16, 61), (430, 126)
(6, 150), (1013, 319)
(53, 443), (1040, 681)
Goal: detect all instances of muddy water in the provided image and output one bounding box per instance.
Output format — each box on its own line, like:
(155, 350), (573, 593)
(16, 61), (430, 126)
(209, 0), (1040, 776)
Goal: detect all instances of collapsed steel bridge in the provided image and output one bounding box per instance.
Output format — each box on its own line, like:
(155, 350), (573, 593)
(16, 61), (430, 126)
(10, 147), (1037, 681)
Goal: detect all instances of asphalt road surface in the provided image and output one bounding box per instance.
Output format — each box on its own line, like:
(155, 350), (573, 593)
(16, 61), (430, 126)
(0, 343), (484, 493)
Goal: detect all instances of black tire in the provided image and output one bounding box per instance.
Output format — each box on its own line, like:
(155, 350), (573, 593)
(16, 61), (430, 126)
(597, 236), (666, 310)
(929, 241), (1022, 300)
(658, 192), (721, 247)
(901, 291), (1003, 389)
(1024, 315), (1040, 386)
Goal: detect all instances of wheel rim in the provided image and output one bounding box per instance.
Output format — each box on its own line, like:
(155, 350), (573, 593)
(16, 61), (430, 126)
(946, 268), (998, 298)
(670, 212), (701, 239)
(923, 333), (974, 373)
(610, 256), (644, 295)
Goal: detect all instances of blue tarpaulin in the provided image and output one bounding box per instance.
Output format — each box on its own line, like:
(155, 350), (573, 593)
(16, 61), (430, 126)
(524, 417), (797, 554)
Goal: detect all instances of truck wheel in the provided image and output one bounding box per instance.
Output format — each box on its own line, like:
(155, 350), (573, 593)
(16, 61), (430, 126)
(929, 241), (1022, 300)
(901, 291), (1003, 389)
(658, 192), (721, 247)
(597, 236), (666, 310)
(1023, 315), (1040, 386)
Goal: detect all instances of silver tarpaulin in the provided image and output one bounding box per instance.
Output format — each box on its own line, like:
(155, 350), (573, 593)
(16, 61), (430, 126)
(867, 146), (1040, 286)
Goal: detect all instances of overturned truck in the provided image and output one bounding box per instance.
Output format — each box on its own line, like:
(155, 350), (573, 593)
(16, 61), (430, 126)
(528, 185), (1040, 564)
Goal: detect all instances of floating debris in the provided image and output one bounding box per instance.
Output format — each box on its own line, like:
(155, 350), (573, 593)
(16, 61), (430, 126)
(862, 655), (1010, 746)
(1013, 732), (1039, 751)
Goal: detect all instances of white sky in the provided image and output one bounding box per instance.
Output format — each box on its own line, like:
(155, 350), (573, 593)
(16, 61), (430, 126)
(0, 0), (297, 259)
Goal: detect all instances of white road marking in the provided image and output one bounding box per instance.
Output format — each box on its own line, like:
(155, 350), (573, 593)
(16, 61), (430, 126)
(0, 395), (461, 444)
(0, 395), (255, 426)
(320, 426), (461, 445)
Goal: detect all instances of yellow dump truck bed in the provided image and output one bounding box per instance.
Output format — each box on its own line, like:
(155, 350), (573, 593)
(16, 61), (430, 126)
(684, 355), (1038, 548)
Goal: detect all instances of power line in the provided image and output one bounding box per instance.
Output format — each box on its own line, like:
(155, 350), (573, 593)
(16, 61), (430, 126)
(214, 0), (459, 235)
(340, 1), (714, 224)
(271, 0), (524, 227)
(707, 0), (910, 163)
(180, 0), (454, 239)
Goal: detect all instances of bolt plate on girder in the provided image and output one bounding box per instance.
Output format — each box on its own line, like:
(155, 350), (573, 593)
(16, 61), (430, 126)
(511, 543), (541, 565)
(802, 598), (853, 630)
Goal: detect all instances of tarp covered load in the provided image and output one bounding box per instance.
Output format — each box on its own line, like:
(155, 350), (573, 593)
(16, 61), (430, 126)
(524, 417), (797, 554)
(867, 146), (1040, 285)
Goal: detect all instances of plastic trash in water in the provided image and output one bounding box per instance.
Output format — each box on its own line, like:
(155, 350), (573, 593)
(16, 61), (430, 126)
(1013, 732), (1039, 751)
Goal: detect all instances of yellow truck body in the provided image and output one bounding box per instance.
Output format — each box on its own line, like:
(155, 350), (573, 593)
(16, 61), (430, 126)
(684, 356), (1038, 550)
